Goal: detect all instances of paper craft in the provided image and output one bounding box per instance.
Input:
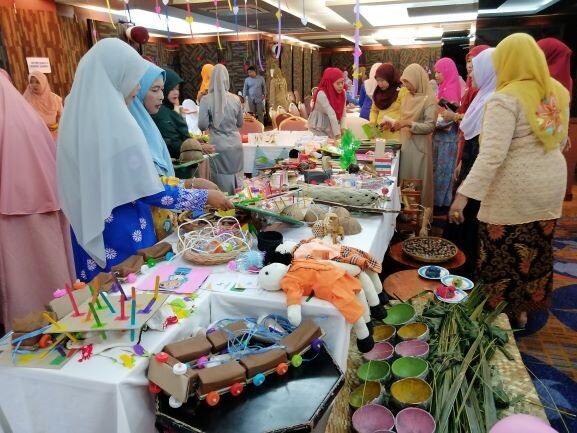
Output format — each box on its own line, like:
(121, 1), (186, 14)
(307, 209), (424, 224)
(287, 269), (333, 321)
(138, 264), (211, 294)
(0, 335), (76, 369)
(361, 123), (382, 139)
(43, 293), (169, 334)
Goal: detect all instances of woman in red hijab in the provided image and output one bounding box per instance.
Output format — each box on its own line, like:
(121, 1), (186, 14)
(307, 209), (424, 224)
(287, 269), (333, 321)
(539, 37), (574, 201)
(0, 72), (75, 329)
(308, 67), (346, 139)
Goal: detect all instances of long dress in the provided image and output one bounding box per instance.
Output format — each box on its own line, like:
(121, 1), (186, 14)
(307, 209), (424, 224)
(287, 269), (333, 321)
(72, 186), (207, 281)
(432, 119), (459, 207)
(399, 104), (436, 208)
(198, 92), (244, 194)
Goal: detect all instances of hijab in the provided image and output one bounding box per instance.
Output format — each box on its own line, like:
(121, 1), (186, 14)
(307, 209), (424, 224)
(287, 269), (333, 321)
(400, 63), (437, 123)
(23, 71), (63, 125)
(538, 37), (573, 94)
(434, 57), (462, 103)
(208, 63), (231, 128)
(373, 63), (401, 110)
(364, 63), (382, 101)
(152, 68), (190, 141)
(162, 68), (183, 109)
(493, 33), (570, 152)
(1, 73), (60, 215)
(198, 64), (214, 100)
(57, 38), (163, 267)
(460, 45), (491, 113)
(459, 48), (497, 140)
(312, 67), (346, 121)
(128, 63), (175, 177)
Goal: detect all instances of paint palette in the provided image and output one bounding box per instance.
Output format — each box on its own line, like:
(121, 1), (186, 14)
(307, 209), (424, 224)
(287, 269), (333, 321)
(44, 292), (169, 334)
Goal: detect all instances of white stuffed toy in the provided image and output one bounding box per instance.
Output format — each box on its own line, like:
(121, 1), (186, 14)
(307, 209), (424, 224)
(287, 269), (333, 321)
(258, 258), (375, 353)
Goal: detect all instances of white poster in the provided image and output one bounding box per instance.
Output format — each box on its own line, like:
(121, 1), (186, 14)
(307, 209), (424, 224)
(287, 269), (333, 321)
(26, 57), (51, 73)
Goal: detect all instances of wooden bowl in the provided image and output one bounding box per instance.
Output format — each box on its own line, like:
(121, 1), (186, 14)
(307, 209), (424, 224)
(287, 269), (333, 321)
(401, 236), (458, 264)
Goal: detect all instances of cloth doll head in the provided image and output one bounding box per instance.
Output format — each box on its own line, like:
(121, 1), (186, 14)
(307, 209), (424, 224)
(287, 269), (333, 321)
(258, 263), (289, 291)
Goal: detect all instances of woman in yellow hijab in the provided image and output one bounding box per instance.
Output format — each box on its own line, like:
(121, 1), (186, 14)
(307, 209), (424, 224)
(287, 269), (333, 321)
(450, 33), (570, 327)
(197, 64), (214, 103)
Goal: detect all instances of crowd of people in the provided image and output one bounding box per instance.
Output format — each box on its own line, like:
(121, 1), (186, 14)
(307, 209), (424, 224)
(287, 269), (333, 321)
(0, 32), (572, 331)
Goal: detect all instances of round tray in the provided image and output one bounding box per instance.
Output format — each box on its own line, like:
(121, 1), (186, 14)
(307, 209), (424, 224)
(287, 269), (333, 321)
(401, 236), (458, 264)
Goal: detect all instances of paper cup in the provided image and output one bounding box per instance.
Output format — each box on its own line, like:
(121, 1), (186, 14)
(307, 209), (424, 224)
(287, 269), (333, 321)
(363, 342), (395, 361)
(357, 360), (391, 384)
(397, 322), (429, 341)
(396, 407), (436, 433)
(373, 324), (396, 342)
(349, 381), (384, 409)
(352, 404), (395, 433)
(395, 340), (430, 358)
(391, 357), (429, 380)
(390, 377), (433, 409)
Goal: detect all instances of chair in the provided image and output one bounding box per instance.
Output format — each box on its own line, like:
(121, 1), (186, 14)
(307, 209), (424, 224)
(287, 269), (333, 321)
(311, 87), (318, 96)
(304, 96), (313, 116)
(181, 99), (201, 135)
(293, 90), (301, 104)
(288, 91), (296, 104)
(345, 116), (370, 139)
(278, 116), (309, 131)
(288, 102), (300, 117)
(274, 112), (293, 130)
(298, 102), (308, 119)
(239, 116), (265, 135)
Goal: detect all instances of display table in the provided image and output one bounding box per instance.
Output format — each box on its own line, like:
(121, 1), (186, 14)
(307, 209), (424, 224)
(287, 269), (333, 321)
(242, 131), (312, 174)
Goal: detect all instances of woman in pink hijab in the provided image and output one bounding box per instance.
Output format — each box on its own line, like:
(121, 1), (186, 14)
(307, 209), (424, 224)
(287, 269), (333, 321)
(432, 57), (463, 208)
(0, 72), (74, 329)
(23, 71), (63, 140)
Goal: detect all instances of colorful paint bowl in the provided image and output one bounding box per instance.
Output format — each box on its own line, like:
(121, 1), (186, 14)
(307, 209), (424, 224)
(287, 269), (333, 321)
(396, 407), (436, 433)
(395, 339), (430, 358)
(363, 342), (395, 361)
(349, 381), (383, 409)
(357, 360), (391, 383)
(382, 303), (416, 326)
(352, 404), (395, 433)
(390, 377), (433, 409)
(397, 322), (429, 341)
(373, 324), (396, 342)
(391, 357), (429, 380)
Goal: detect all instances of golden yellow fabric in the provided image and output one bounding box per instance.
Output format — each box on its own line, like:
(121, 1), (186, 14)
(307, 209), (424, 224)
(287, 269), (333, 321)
(493, 33), (570, 152)
(197, 64), (214, 101)
(369, 87), (408, 141)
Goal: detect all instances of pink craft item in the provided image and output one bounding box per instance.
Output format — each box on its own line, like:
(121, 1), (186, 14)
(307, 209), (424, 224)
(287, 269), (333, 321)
(352, 404), (395, 433)
(396, 407), (436, 433)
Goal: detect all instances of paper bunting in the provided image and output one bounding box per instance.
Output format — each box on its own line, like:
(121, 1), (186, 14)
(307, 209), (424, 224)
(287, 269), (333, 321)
(124, 0), (132, 23)
(275, 0), (282, 59)
(185, 0), (193, 37)
(227, 0), (232, 11)
(355, 20), (362, 30)
(155, 0), (161, 15)
(164, 0), (171, 43)
(351, 0), (361, 98)
(214, 0), (223, 50)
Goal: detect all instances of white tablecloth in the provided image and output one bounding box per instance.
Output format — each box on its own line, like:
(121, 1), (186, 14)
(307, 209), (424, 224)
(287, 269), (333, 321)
(0, 158), (399, 433)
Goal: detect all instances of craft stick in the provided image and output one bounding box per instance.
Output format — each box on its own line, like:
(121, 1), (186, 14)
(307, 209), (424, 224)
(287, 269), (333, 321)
(85, 284), (101, 322)
(38, 335), (66, 360)
(66, 283), (83, 317)
(131, 286), (137, 306)
(99, 292), (116, 314)
(41, 313), (78, 343)
(130, 296), (137, 342)
(88, 302), (104, 328)
(115, 293), (128, 321)
(93, 280), (104, 310)
(140, 297), (156, 314)
(153, 275), (160, 300)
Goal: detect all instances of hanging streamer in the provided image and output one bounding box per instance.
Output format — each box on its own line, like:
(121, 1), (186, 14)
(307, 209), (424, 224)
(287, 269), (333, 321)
(185, 0), (193, 37)
(255, 0), (264, 71)
(105, 0), (116, 29)
(233, 0), (239, 40)
(124, 0), (132, 24)
(227, 0), (233, 11)
(352, 0), (362, 98)
(214, 0), (223, 50)
(275, 0), (281, 60)
(155, 0), (161, 15)
(301, 0), (307, 26)
(244, 0), (249, 57)
(163, 0), (171, 42)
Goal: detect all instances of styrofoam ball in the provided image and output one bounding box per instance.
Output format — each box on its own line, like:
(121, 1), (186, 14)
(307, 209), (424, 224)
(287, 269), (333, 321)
(125, 26), (149, 44)
(489, 415), (558, 433)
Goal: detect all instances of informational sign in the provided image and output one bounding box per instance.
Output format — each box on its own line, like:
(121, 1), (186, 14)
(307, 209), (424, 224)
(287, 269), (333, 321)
(26, 57), (51, 73)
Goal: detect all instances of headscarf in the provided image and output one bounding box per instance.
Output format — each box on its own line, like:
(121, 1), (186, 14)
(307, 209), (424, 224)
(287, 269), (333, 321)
(434, 57), (462, 103)
(198, 64), (214, 100)
(312, 67), (346, 121)
(1, 73), (60, 215)
(364, 63), (382, 100)
(400, 63), (437, 124)
(493, 33), (570, 151)
(208, 63), (231, 128)
(373, 63), (401, 110)
(23, 71), (63, 126)
(128, 63), (175, 177)
(57, 38), (163, 267)
(162, 68), (183, 109)
(459, 48), (497, 140)
(459, 45), (491, 113)
(538, 37), (573, 94)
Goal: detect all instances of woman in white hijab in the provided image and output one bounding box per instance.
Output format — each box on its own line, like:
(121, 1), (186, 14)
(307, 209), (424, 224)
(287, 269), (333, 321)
(57, 39), (228, 281)
(198, 64), (244, 194)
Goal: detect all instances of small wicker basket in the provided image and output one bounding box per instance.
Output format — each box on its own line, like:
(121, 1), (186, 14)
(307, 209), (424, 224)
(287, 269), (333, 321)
(401, 236), (458, 264)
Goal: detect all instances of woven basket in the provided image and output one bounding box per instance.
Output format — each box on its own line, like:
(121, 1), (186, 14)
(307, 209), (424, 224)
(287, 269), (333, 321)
(402, 236), (458, 264)
(177, 241), (248, 265)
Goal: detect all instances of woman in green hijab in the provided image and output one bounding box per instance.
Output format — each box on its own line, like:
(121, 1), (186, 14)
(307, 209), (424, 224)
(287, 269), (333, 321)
(151, 68), (214, 180)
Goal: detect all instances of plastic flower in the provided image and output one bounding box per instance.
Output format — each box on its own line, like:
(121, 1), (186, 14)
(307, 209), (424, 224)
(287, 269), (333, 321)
(119, 354), (135, 368)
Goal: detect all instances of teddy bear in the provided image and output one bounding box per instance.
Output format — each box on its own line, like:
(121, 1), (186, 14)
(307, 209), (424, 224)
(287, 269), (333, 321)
(258, 259), (375, 353)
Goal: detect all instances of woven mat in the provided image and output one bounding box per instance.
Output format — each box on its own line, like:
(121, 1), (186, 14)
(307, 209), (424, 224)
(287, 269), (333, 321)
(325, 307), (547, 433)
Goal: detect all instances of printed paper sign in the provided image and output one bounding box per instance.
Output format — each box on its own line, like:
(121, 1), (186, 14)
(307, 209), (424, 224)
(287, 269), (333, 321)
(26, 57), (51, 73)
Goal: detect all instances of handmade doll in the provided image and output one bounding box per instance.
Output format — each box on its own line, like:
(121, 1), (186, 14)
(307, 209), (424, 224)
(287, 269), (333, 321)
(258, 258), (375, 353)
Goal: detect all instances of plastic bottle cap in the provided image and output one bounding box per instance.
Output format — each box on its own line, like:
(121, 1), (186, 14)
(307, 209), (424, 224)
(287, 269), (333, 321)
(53, 288), (67, 299)
(147, 258), (157, 267)
(291, 354), (303, 368)
(230, 382), (244, 396)
(276, 362), (289, 376)
(73, 279), (86, 290)
(311, 338), (323, 352)
(165, 252), (175, 261)
(168, 396), (183, 408)
(253, 373), (266, 386)
(140, 264), (149, 273)
(154, 352), (169, 363)
(206, 391), (220, 406)
(196, 356), (209, 369)
(148, 382), (162, 394)
(126, 273), (137, 283)
(172, 362), (187, 375)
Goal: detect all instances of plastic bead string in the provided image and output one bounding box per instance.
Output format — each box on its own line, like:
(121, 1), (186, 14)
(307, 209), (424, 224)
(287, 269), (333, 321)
(174, 216), (252, 260)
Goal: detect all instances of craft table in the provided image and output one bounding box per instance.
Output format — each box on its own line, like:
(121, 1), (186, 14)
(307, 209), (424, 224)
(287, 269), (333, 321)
(242, 131), (312, 174)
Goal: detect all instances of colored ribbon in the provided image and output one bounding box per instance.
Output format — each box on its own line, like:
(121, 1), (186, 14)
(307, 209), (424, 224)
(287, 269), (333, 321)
(105, 0), (116, 29)
(255, 0), (264, 71)
(275, 0), (282, 60)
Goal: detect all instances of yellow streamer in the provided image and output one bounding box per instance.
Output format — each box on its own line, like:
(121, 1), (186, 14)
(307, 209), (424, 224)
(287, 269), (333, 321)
(106, 0), (116, 29)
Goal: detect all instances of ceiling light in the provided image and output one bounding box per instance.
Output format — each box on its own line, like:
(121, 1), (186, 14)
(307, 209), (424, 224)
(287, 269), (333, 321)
(129, 9), (233, 35)
(373, 26), (443, 40)
(360, 3), (477, 27)
(479, 0), (560, 16)
(388, 38), (440, 46)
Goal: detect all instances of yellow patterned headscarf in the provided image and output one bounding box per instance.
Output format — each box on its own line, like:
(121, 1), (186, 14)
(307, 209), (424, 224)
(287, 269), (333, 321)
(493, 33), (570, 151)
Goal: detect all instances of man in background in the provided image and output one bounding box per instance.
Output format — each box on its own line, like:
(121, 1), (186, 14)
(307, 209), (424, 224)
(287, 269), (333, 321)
(243, 66), (266, 124)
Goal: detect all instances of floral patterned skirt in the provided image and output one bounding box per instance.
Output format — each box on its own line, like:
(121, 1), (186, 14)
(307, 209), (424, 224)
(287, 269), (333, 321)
(476, 220), (556, 314)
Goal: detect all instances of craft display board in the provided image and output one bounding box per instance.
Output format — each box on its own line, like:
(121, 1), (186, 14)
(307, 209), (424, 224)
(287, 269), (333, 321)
(137, 265), (211, 294)
(234, 190), (312, 226)
(0, 335), (76, 369)
(44, 293), (169, 334)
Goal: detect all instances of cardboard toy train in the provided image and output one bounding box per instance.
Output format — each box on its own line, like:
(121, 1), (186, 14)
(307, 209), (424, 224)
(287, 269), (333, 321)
(148, 319), (326, 408)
